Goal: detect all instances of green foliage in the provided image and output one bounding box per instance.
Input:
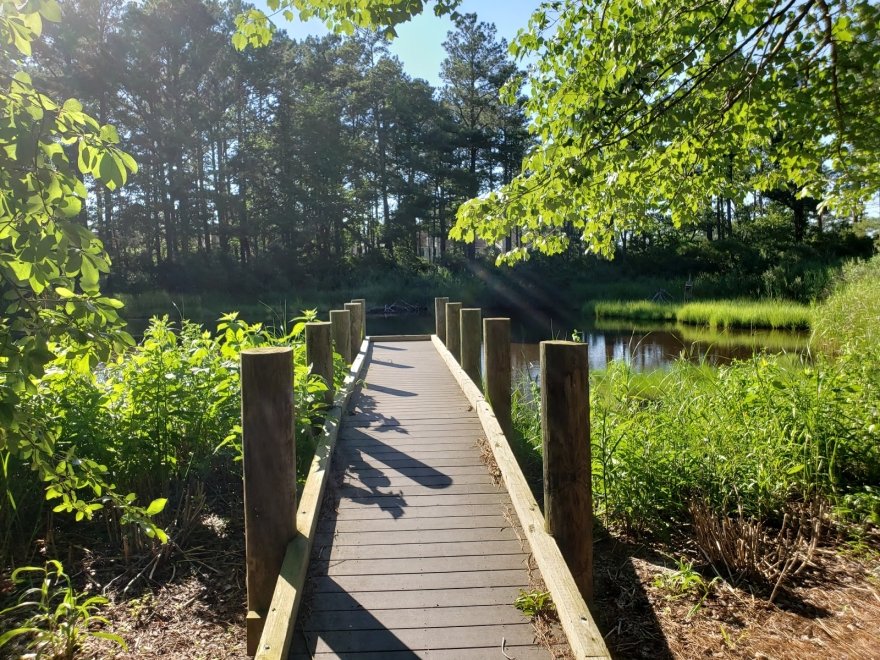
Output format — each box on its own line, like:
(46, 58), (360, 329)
(452, 0), (880, 260)
(0, 0), (146, 551)
(652, 557), (719, 618)
(3, 311), (340, 566)
(675, 300), (812, 331)
(233, 0), (462, 45)
(594, 301), (679, 322)
(513, 589), (555, 618)
(0, 559), (125, 659)
(811, 255), (880, 355)
(595, 299), (813, 330)
(587, 354), (878, 534)
(512, 264), (880, 536)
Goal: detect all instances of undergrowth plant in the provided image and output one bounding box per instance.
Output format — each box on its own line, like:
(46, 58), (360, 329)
(0, 559), (125, 659)
(512, 256), (880, 584)
(2, 310), (344, 566)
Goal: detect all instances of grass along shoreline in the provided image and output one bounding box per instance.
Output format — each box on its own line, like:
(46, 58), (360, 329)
(512, 256), (879, 604)
(593, 298), (813, 330)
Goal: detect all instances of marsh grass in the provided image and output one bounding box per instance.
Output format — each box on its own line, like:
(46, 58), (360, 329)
(594, 299), (813, 330)
(676, 300), (812, 330)
(811, 257), (880, 355)
(511, 258), (880, 544)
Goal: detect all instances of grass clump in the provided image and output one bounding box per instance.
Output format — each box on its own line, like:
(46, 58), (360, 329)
(811, 256), (880, 355)
(676, 299), (812, 331)
(594, 300), (679, 322)
(592, 298), (813, 330)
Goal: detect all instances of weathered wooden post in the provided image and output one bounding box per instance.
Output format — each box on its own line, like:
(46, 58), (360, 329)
(484, 318), (512, 438)
(460, 308), (482, 386)
(344, 302), (363, 361)
(305, 321), (334, 406)
(241, 347), (296, 655)
(435, 296), (449, 343)
(445, 302), (462, 362)
(351, 298), (366, 338)
(540, 340), (592, 603)
(330, 309), (352, 364)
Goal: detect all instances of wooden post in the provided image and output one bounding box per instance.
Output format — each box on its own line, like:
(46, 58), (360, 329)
(484, 318), (512, 438)
(330, 309), (352, 364)
(305, 321), (334, 406)
(435, 297), (449, 343)
(540, 340), (592, 604)
(344, 302), (363, 361)
(445, 302), (462, 362)
(460, 308), (482, 386)
(351, 298), (366, 338)
(241, 347), (296, 655)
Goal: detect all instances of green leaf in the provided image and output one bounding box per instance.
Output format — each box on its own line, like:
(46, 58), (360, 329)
(80, 256), (99, 292)
(145, 498), (167, 516)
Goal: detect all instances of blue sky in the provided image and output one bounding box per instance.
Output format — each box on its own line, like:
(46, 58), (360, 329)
(254, 0), (541, 87)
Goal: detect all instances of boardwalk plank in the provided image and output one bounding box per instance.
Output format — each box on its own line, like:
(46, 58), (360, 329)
(313, 526), (518, 547)
(297, 624), (538, 654)
(316, 539), (524, 561)
(305, 586), (526, 611)
(309, 570), (529, 593)
(317, 514), (511, 534)
(315, 553), (529, 576)
(291, 341), (552, 659)
(303, 605), (528, 631)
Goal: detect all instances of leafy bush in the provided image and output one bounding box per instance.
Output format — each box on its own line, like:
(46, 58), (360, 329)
(2, 311), (344, 567)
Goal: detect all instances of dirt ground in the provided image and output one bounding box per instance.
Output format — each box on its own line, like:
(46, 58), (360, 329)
(593, 532), (880, 659)
(46, 512), (879, 660)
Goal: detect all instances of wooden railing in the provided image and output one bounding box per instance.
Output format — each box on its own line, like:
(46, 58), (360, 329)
(240, 296), (610, 660)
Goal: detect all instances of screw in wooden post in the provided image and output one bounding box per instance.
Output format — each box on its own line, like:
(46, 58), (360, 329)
(445, 302), (462, 362)
(460, 308), (482, 386)
(241, 347), (296, 654)
(540, 340), (592, 603)
(305, 321), (334, 406)
(435, 297), (449, 343)
(330, 309), (352, 364)
(484, 318), (512, 438)
(351, 298), (366, 338)
(344, 302), (363, 361)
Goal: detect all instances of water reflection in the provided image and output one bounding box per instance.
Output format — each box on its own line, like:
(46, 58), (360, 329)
(512, 324), (809, 378)
(366, 312), (808, 375)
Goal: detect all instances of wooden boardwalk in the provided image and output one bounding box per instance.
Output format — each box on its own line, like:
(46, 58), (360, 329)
(291, 340), (556, 659)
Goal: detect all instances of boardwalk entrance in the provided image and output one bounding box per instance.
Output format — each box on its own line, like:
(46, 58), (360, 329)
(292, 340), (556, 659)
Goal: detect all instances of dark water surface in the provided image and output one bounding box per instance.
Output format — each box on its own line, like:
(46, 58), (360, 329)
(366, 311), (808, 374)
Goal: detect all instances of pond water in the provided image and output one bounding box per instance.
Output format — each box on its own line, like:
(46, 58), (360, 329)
(366, 311), (809, 374)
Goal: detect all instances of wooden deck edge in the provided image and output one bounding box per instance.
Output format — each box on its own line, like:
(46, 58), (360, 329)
(430, 335), (611, 660)
(253, 339), (371, 660)
(367, 334), (431, 342)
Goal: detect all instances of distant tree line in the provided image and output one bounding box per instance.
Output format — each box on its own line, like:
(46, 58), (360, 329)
(27, 0), (528, 291)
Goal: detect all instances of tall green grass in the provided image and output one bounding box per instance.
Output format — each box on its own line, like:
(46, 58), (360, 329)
(593, 300), (679, 322)
(594, 298), (813, 330)
(811, 256), (880, 355)
(676, 300), (812, 330)
(515, 256), (880, 536)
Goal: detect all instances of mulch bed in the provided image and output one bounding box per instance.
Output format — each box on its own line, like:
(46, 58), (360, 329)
(11, 504), (874, 660)
(594, 531), (880, 659)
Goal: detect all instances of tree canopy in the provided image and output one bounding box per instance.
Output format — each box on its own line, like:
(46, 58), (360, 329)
(234, 0), (461, 47)
(449, 0), (880, 260)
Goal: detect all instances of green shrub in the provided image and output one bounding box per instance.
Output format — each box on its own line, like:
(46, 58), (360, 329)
(2, 311), (342, 568)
